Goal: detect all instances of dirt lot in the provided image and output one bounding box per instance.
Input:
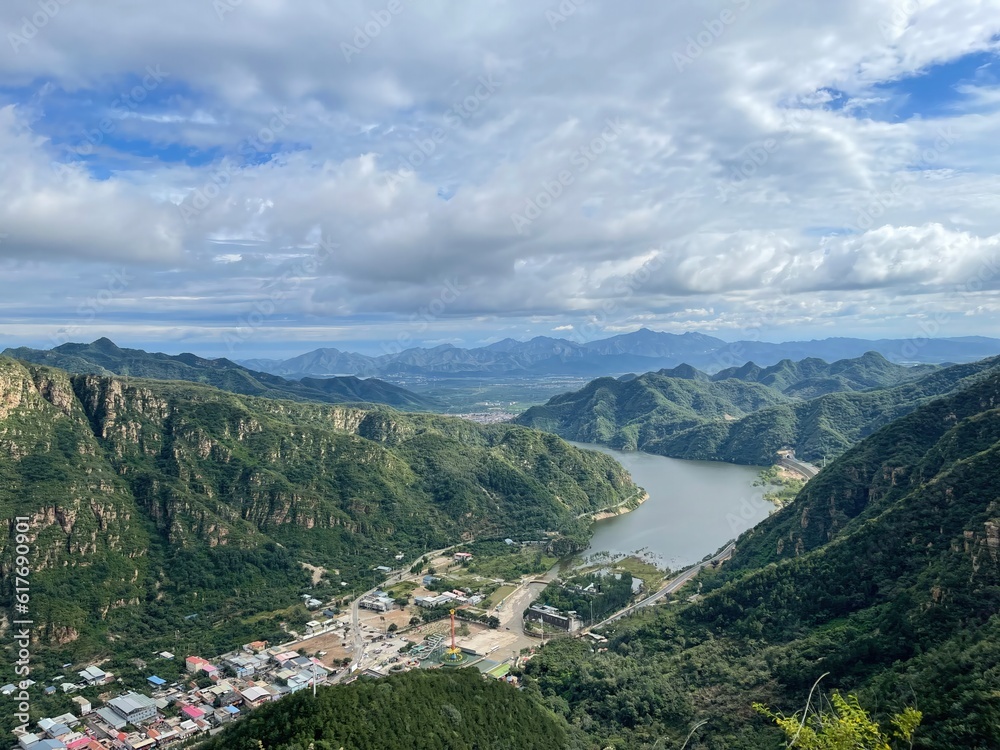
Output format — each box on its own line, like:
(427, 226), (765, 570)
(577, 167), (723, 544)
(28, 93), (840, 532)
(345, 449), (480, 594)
(292, 630), (350, 666)
(358, 606), (414, 631)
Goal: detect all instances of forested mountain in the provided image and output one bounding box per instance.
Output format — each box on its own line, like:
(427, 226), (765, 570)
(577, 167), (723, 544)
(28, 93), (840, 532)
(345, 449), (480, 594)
(203, 669), (574, 750)
(0, 357), (636, 680)
(518, 354), (1000, 464)
(525, 368), (1000, 748)
(240, 329), (1000, 379)
(3, 338), (440, 410)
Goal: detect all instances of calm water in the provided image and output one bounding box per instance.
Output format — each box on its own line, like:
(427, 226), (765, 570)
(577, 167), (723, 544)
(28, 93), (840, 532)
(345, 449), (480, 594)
(571, 442), (773, 570)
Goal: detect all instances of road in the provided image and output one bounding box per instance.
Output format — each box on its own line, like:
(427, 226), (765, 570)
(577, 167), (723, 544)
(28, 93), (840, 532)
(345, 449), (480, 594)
(778, 456), (819, 479)
(333, 542), (468, 681)
(589, 541), (736, 629)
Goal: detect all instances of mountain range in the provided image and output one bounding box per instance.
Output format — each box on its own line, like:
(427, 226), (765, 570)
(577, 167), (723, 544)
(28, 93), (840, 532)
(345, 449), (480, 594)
(238, 329), (1000, 379)
(2, 338), (440, 410)
(0, 356), (636, 714)
(517, 352), (1000, 464)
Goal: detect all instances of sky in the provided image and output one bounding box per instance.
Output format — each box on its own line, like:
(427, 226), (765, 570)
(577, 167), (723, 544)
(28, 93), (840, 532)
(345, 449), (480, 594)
(0, 0), (999, 358)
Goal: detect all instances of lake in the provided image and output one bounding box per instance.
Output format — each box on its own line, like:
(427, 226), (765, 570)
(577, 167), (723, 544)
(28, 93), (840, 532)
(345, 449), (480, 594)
(571, 442), (774, 570)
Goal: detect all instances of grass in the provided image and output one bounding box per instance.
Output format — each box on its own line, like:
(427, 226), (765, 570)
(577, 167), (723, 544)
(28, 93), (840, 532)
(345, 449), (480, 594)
(485, 585), (518, 609)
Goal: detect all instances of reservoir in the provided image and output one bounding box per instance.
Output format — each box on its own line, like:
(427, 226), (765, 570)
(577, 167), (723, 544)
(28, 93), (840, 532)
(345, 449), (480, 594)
(571, 442), (774, 570)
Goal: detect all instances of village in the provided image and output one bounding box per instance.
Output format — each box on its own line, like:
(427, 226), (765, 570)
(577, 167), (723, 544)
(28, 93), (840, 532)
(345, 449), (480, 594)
(7, 544), (617, 750)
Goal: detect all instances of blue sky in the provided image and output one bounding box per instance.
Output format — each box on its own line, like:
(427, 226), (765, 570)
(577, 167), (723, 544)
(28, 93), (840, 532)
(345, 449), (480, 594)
(0, 0), (999, 358)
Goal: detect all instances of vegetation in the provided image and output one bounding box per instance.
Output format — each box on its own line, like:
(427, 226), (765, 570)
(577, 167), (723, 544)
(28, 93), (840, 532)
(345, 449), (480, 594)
(521, 367), (1000, 747)
(518, 353), (999, 465)
(201, 669), (573, 749)
(3, 337), (441, 409)
(535, 571), (637, 626)
(0, 357), (637, 730)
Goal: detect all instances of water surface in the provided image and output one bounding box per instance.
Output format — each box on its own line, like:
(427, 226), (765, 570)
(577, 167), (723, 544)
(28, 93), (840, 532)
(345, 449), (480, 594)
(571, 442), (773, 570)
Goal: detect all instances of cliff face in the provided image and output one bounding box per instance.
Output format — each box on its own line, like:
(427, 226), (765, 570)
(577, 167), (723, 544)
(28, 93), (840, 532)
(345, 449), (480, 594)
(0, 358), (636, 664)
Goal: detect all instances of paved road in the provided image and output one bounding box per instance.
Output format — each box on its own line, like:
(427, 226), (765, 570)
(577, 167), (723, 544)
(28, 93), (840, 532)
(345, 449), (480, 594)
(778, 456), (819, 479)
(589, 541), (736, 629)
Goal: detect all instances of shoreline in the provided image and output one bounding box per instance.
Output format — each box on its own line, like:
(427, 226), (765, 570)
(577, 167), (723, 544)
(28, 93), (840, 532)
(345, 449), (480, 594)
(586, 490), (650, 522)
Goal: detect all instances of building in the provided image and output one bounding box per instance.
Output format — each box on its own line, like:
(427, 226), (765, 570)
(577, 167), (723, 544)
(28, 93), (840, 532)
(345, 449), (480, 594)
(78, 666), (107, 685)
(422, 574), (440, 586)
(222, 653), (257, 678)
(94, 707), (127, 731)
(239, 685), (271, 707)
(359, 594), (394, 613)
(453, 552), (473, 562)
(525, 605), (583, 633)
(71, 696), (92, 715)
(185, 656), (209, 673)
(146, 675), (166, 689)
(108, 691), (158, 725)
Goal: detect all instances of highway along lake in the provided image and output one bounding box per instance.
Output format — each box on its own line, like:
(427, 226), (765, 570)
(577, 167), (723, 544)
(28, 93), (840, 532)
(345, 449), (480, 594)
(570, 442), (773, 571)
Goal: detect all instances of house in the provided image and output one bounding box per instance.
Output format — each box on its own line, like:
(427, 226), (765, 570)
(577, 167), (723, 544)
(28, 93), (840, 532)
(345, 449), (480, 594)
(243, 640), (268, 653)
(453, 552), (473, 562)
(37, 718), (71, 739)
(185, 656), (209, 673)
(146, 675), (166, 689)
(223, 653), (257, 678)
(305, 597), (323, 609)
(374, 565), (392, 573)
(239, 685), (271, 707)
(108, 691), (158, 725)
(94, 707), (127, 731)
(157, 651), (174, 660)
(422, 575), (439, 586)
(71, 696), (92, 715)
(180, 705), (205, 722)
(78, 666), (107, 685)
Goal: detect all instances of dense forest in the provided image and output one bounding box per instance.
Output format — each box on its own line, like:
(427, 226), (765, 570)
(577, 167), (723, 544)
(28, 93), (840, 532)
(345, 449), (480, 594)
(518, 353), (1000, 464)
(201, 669), (574, 750)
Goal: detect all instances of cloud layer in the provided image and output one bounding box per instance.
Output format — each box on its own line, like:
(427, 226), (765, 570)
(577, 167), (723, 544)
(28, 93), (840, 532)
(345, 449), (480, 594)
(1, 0), (998, 355)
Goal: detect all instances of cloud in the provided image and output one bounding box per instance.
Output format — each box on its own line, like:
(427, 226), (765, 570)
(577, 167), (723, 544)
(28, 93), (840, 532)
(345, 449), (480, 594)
(0, 0), (999, 353)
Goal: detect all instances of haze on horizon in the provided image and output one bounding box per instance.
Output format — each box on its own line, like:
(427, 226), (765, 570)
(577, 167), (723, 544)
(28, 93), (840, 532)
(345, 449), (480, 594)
(1, 1), (999, 358)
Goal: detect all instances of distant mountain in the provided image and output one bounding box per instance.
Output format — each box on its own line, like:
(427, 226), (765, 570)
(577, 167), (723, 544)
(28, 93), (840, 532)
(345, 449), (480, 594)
(2, 338), (440, 410)
(238, 329), (1000, 379)
(515, 352), (946, 454)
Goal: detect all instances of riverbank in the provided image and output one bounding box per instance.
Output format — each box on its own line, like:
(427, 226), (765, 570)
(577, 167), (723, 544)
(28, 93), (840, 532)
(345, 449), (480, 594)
(586, 490), (650, 521)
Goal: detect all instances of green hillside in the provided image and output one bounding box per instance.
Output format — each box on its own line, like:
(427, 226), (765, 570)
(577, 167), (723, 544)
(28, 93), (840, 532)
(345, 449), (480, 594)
(525, 368), (1000, 748)
(203, 668), (573, 750)
(0, 358), (636, 687)
(518, 354), (998, 465)
(3, 337), (441, 410)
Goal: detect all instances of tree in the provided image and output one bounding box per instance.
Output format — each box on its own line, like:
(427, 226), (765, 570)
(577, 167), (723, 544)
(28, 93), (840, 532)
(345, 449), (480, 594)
(387, 623), (398, 633)
(754, 692), (921, 750)
(409, 617), (421, 627)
